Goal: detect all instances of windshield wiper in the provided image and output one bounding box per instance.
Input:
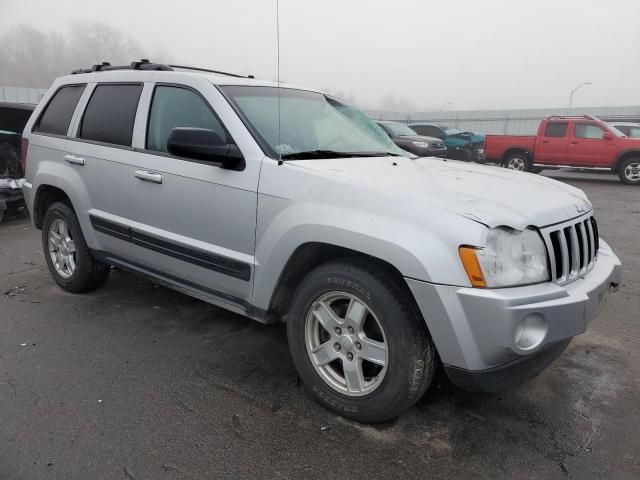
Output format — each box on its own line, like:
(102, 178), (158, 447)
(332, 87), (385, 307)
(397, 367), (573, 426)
(281, 150), (401, 160)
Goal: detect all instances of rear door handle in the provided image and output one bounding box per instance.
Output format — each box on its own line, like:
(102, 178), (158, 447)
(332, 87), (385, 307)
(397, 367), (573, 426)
(571, 141), (578, 145)
(134, 170), (163, 184)
(64, 154), (85, 166)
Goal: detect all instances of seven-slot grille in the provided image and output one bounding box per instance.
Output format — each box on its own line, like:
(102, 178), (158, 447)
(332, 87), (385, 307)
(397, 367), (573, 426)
(431, 142), (446, 149)
(540, 214), (599, 285)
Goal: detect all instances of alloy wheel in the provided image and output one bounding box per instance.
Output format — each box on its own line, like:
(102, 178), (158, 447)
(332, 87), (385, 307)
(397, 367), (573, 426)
(305, 292), (388, 397)
(48, 218), (77, 278)
(624, 162), (640, 182)
(507, 157), (526, 171)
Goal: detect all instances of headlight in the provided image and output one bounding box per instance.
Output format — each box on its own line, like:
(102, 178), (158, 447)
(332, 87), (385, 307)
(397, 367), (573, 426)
(412, 141), (430, 148)
(459, 227), (549, 288)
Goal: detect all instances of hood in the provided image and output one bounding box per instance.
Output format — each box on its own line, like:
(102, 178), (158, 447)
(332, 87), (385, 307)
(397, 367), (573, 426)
(288, 156), (592, 230)
(396, 135), (442, 143)
(445, 131), (485, 146)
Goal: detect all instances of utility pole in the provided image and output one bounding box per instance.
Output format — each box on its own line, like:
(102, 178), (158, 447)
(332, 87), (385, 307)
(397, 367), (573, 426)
(569, 82), (593, 108)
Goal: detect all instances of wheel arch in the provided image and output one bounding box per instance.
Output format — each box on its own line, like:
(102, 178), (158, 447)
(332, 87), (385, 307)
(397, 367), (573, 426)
(612, 150), (640, 172)
(502, 147), (531, 163)
(33, 184), (74, 229)
(264, 242), (419, 324)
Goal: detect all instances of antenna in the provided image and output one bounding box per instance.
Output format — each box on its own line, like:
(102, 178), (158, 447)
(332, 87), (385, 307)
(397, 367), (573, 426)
(276, 0), (282, 165)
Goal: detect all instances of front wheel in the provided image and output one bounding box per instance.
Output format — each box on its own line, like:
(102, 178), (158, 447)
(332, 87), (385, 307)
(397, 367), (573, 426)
(618, 158), (640, 185)
(287, 260), (437, 423)
(504, 152), (531, 172)
(454, 148), (473, 162)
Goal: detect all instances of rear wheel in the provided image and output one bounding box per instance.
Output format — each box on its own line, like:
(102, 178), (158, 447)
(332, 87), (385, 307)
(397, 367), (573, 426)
(287, 260), (437, 423)
(42, 202), (110, 293)
(618, 158), (640, 185)
(504, 152), (531, 172)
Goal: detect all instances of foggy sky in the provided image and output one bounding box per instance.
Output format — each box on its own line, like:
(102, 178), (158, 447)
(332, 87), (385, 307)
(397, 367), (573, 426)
(1, 0), (639, 111)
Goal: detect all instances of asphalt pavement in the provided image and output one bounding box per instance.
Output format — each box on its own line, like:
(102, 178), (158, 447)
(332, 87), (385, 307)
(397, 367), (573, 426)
(1, 170), (639, 479)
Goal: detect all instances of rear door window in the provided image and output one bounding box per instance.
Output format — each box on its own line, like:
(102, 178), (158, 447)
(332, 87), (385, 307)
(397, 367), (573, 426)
(34, 85), (86, 136)
(544, 122), (568, 137)
(574, 124), (604, 139)
(146, 85), (227, 153)
(79, 84), (143, 146)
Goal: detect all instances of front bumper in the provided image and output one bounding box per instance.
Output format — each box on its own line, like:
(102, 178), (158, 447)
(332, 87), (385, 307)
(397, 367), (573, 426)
(416, 146), (448, 158)
(406, 240), (622, 391)
(426, 147), (447, 158)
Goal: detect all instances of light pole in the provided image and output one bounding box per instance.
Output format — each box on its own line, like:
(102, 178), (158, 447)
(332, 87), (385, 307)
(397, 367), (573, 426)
(569, 82), (593, 108)
(439, 102), (452, 112)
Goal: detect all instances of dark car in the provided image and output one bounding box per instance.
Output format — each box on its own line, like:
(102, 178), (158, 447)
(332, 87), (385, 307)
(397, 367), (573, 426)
(376, 121), (448, 157)
(408, 123), (485, 162)
(0, 102), (35, 222)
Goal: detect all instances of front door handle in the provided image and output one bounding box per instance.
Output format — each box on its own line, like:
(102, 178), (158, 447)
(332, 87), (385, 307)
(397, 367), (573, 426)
(134, 170), (163, 184)
(570, 141), (578, 145)
(64, 154), (85, 166)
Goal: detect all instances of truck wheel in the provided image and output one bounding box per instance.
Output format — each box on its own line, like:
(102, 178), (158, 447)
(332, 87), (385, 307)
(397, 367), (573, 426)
(287, 260), (437, 423)
(618, 158), (640, 185)
(505, 152), (531, 172)
(42, 202), (111, 293)
(454, 148), (473, 162)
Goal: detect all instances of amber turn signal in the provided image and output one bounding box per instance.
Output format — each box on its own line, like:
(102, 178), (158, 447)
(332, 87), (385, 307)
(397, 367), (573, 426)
(458, 246), (487, 288)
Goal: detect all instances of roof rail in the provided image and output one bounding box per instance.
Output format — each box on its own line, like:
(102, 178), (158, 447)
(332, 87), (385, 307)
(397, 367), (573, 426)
(169, 64), (254, 79)
(71, 59), (174, 75)
(548, 114), (599, 121)
(70, 60), (255, 79)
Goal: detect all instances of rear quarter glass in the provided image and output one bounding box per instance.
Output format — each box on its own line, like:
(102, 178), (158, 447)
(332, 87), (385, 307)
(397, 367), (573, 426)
(33, 85), (86, 136)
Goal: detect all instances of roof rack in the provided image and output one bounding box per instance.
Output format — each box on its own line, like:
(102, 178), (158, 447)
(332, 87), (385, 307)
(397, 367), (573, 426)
(548, 114), (599, 121)
(70, 59), (254, 79)
(71, 59), (173, 74)
(169, 64), (254, 79)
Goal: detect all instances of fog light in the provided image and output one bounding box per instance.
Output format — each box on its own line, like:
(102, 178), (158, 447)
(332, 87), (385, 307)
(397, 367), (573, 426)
(514, 314), (547, 351)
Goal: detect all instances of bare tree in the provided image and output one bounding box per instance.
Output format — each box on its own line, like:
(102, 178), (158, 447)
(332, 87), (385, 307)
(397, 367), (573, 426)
(67, 22), (144, 68)
(0, 22), (159, 89)
(0, 25), (70, 88)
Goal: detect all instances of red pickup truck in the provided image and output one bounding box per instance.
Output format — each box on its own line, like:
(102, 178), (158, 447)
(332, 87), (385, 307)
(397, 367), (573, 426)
(484, 115), (640, 184)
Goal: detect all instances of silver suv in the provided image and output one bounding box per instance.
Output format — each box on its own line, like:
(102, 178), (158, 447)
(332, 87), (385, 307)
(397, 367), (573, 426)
(22, 61), (622, 423)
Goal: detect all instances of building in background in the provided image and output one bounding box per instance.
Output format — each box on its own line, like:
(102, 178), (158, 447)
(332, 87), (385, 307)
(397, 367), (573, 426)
(0, 86), (47, 104)
(366, 106), (640, 135)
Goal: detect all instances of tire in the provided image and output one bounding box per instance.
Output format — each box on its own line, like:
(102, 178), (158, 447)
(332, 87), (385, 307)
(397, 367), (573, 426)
(454, 148), (473, 162)
(504, 152), (531, 172)
(287, 260), (437, 423)
(618, 157), (640, 185)
(42, 201), (110, 293)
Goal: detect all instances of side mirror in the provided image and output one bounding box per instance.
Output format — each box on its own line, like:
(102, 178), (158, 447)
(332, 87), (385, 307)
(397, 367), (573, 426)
(167, 127), (245, 171)
(603, 131), (615, 141)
